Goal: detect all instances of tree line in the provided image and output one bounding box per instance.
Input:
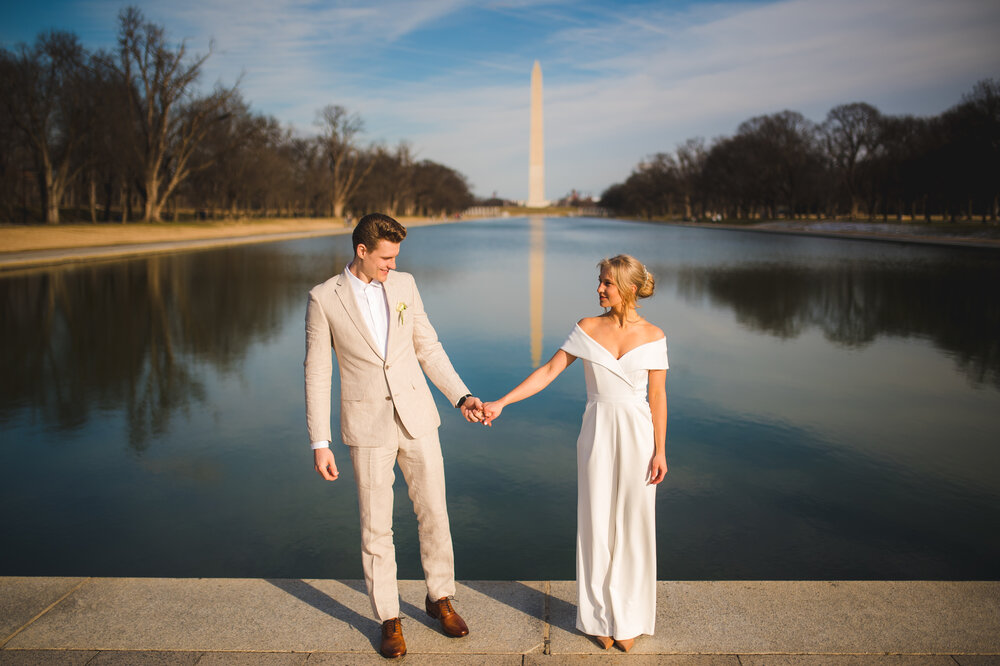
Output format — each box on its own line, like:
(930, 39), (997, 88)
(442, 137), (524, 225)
(601, 79), (1000, 223)
(0, 7), (475, 225)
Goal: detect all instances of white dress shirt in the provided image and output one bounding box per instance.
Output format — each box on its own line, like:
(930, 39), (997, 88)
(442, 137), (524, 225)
(345, 265), (390, 356)
(311, 265), (390, 451)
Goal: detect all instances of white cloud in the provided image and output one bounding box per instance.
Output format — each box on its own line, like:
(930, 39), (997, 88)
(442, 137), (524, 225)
(74, 0), (1000, 199)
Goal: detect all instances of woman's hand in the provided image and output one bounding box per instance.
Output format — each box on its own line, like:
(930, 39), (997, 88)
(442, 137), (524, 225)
(482, 401), (504, 426)
(647, 452), (668, 485)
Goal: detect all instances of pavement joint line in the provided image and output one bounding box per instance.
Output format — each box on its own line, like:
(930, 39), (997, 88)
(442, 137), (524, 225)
(542, 580), (551, 656)
(0, 577), (92, 648)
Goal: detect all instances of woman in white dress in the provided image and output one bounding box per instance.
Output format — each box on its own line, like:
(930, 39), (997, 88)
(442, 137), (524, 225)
(483, 254), (668, 652)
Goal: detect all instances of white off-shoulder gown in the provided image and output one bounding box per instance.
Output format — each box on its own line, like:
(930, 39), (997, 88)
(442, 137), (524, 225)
(560, 324), (669, 640)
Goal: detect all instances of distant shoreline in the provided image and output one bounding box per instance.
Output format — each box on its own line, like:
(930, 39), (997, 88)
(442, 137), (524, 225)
(2, 215), (999, 273)
(0, 216), (467, 254)
(0, 216), (465, 272)
(644, 218), (1000, 250)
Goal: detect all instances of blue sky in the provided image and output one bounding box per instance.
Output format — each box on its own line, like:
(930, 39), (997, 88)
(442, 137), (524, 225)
(3, 0), (998, 201)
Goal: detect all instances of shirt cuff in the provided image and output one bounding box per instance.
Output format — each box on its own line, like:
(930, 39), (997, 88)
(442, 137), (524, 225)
(311, 441), (331, 450)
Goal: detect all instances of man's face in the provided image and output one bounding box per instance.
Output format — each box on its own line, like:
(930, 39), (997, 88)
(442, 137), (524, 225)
(355, 239), (400, 283)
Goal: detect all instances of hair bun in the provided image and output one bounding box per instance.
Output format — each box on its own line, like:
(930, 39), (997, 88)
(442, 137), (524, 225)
(638, 265), (655, 299)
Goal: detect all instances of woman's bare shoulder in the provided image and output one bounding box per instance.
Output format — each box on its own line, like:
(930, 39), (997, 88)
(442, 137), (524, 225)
(577, 316), (604, 334)
(639, 320), (665, 342)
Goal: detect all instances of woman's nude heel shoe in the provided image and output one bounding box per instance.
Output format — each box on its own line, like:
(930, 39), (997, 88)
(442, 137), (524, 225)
(614, 638), (635, 652)
(594, 635), (613, 649)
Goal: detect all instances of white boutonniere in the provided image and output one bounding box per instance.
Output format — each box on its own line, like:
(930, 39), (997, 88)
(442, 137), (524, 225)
(396, 301), (408, 325)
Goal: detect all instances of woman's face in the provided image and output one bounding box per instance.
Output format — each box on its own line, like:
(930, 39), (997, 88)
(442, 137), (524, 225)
(597, 268), (622, 309)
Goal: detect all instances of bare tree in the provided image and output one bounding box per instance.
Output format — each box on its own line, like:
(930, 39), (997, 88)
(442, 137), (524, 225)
(0, 31), (91, 224)
(410, 160), (473, 216)
(289, 137), (329, 217)
(116, 6), (239, 222)
(701, 134), (767, 219)
(350, 141), (418, 216)
(675, 138), (707, 219)
(942, 79), (1000, 222)
(315, 105), (376, 219)
(822, 103), (882, 219)
(77, 51), (136, 223)
(601, 82), (996, 225)
(738, 111), (825, 218)
(382, 141), (416, 217)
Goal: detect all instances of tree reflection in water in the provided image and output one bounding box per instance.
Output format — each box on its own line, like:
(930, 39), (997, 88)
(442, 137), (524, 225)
(1, 221), (998, 580)
(672, 254), (1000, 389)
(0, 244), (345, 449)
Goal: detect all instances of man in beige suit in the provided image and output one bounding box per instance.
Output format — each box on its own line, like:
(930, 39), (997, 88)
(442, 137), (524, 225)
(305, 213), (483, 659)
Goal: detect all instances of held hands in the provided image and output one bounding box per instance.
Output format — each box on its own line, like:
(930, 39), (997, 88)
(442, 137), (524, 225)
(481, 401), (503, 426)
(460, 396), (506, 427)
(461, 396), (503, 426)
(460, 396), (486, 423)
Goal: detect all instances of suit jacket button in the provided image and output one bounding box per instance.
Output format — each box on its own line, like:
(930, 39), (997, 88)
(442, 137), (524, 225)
(385, 396), (392, 401)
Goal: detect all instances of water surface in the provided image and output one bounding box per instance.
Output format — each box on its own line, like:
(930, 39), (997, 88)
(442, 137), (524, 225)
(2, 216), (998, 580)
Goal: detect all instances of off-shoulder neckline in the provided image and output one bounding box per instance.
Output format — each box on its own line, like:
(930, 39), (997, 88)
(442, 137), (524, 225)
(574, 323), (665, 362)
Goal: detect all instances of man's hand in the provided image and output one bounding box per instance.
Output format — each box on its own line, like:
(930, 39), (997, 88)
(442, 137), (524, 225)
(314, 447), (339, 480)
(460, 396), (485, 423)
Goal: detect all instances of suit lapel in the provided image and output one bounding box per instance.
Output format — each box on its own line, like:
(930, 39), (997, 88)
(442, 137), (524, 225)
(383, 272), (400, 356)
(334, 270), (385, 360)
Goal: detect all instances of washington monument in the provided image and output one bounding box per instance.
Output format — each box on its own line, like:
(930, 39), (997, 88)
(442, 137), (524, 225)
(528, 61), (547, 207)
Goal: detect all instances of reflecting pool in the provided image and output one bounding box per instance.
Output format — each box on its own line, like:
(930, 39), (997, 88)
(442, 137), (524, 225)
(2, 216), (999, 580)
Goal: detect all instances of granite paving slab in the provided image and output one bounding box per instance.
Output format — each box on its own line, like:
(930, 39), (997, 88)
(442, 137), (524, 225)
(2, 578), (545, 655)
(0, 577), (88, 646)
(547, 581), (1000, 655)
(87, 652), (205, 665)
(739, 657), (960, 665)
(307, 655), (522, 665)
(3, 578), (999, 661)
(524, 656), (741, 665)
(4, 578), (371, 652)
(189, 653), (307, 665)
(0, 650), (100, 665)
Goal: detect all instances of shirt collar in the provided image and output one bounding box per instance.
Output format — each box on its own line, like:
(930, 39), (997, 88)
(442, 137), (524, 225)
(344, 264), (384, 295)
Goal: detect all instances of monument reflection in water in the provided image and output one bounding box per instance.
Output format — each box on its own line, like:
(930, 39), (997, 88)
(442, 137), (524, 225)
(1, 216), (998, 581)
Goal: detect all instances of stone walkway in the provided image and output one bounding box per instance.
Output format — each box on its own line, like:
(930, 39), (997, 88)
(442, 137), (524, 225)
(2, 578), (998, 664)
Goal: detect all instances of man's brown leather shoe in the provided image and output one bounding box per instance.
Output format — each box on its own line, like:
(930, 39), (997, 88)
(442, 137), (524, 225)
(425, 595), (470, 637)
(380, 618), (406, 658)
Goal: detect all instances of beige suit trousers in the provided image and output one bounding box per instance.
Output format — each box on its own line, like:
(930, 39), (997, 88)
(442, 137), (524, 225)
(350, 415), (456, 622)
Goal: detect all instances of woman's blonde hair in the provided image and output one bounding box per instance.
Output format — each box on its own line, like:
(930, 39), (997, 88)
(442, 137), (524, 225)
(598, 254), (655, 311)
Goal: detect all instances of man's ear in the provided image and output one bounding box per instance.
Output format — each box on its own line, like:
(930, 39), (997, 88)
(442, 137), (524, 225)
(356, 243), (367, 259)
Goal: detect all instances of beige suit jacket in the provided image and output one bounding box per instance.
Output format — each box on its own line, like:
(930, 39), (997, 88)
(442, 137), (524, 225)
(304, 268), (470, 447)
